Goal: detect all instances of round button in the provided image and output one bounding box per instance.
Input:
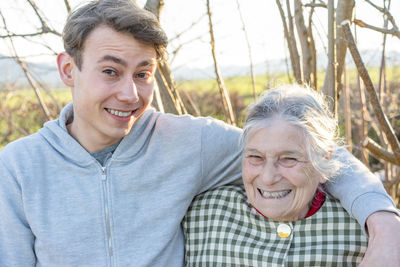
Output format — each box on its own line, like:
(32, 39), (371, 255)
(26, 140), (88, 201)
(277, 223), (291, 238)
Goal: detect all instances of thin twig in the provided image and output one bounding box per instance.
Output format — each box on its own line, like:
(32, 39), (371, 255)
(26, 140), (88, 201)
(236, 0), (257, 100)
(169, 14), (207, 43)
(0, 30), (61, 38)
(342, 21), (400, 163)
(354, 19), (400, 39)
(0, 10), (52, 121)
(304, 3), (327, 8)
(363, 137), (398, 165)
(63, 0), (71, 13)
(206, 0), (236, 125)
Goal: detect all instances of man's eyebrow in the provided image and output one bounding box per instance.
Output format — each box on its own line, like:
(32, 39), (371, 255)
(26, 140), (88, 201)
(98, 55), (127, 67)
(138, 59), (157, 68)
(97, 55), (156, 68)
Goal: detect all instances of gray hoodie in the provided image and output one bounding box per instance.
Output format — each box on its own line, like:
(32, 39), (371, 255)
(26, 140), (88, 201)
(0, 103), (397, 266)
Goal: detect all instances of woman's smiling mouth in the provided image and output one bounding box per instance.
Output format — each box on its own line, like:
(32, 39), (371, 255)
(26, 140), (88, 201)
(258, 188), (292, 199)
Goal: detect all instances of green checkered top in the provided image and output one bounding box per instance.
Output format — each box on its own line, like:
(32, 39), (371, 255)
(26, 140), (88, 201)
(183, 185), (367, 267)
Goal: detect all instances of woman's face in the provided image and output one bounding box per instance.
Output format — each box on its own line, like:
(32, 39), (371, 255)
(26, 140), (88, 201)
(242, 119), (325, 221)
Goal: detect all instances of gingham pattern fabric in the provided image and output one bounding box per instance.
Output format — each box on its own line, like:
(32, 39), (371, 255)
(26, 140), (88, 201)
(183, 185), (368, 267)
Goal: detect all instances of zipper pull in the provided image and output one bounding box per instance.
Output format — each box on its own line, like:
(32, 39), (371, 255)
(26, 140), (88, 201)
(101, 167), (107, 181)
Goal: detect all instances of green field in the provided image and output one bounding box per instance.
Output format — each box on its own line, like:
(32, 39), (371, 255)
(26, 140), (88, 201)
(1, 66), (399, 150)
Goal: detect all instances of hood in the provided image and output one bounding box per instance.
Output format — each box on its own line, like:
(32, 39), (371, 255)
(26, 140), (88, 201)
(38, 102), (159, 167)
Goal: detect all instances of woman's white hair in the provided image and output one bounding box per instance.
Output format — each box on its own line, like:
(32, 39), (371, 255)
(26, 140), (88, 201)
(241, 84), (344, 181)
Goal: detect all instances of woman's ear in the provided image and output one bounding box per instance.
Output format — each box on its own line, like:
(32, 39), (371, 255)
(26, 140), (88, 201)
(319, 176), (327, 184)
(325, 147), (334, 161)
(57, 52), (75, 87)
(319, 148), (334, 184)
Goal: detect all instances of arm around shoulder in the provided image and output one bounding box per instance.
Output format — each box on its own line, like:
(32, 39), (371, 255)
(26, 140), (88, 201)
(324, 148), (399, 228)
(199, 118), (243, 193)
(359, 211), (400, 266)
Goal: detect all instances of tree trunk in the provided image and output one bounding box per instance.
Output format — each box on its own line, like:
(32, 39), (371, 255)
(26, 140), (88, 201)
(335, 0), (355, 96)
(276, 0), (302, 84)
(307, 2), (317, 89)
(144, 0), (187, 115)
(294, 0), (312, 85)
(323, 0), (337, 116)
(343, 21), (400, 164)
(343, 63), (352, 152)
(206, 0), (236, 125)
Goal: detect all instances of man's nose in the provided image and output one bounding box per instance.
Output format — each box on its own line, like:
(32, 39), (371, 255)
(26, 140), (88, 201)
(117, 77), (139, 102)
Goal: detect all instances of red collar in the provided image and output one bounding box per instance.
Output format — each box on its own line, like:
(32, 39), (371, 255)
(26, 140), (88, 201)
(253, 188), (326, 219)
(305, 188), (326, 218)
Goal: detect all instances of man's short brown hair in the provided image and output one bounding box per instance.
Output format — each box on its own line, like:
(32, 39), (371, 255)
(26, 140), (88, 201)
(63, 0), (168, 69)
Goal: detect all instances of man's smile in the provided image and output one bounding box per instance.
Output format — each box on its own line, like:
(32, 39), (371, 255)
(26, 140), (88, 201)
(106, 108), (135, 118)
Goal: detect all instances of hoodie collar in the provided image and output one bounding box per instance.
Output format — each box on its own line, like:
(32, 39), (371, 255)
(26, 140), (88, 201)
(39, 102), (159, 166)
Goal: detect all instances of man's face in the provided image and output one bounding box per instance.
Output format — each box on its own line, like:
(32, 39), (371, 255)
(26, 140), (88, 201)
(68, 25), (157, 152)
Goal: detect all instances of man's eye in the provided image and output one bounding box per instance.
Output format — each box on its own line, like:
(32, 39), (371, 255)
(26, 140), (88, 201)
(136, 72), (151, 79)
(103, 69), (117, 76)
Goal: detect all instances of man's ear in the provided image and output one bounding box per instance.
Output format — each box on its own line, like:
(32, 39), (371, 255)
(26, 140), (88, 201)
(57, 52), (75, 87)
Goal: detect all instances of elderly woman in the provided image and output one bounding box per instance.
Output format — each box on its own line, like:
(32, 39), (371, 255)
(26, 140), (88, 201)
(183, 85), (368, 265)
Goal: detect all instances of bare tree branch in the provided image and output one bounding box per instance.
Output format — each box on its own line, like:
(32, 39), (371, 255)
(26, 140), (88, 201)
(0, 30), (61, 38)
(353, 18), (400, 39)
(206, 0), (236, 125)
(0, 10), (52, 121)
(322, 0), (337, 115)
(294, 0), (313, 86)
(25, 0), (59, 35)
(169, 36), (203, 64)
(275, 0), (302, 83)
(236, 0), (257, 100)
(335, 0), (355, 96)
(304, 3), (327, 8)
(307, 1), (318, 88)
(342, 21), (400, 163)
(144, 0), (164, 18)
(63, 0), (71, 13)
(169, 14), (207, 43)
(0, 109), (29, 136)
(363, 137), (398, 165)
(144, 0), (188, 115)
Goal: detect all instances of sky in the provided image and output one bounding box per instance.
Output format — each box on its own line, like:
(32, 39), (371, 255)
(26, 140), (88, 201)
(1, 0), (400, 77)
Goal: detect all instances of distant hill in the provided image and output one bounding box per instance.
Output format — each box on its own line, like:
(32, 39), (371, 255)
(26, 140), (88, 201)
(1, 50), (399, 87)
(173, 50), (400, 81)
(0, 55), (62, 88)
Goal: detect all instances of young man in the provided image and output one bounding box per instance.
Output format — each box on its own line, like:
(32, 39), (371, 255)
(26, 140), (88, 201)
(0, 0), (399, 266)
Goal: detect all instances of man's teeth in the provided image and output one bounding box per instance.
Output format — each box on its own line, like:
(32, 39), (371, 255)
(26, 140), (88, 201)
(259, 189), (291, 199)
(107, 108), (133, 117)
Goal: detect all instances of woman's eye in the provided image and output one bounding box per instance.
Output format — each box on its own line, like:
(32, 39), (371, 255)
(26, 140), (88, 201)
(278, 157), (298, 167)
(247, 155), (263, 164)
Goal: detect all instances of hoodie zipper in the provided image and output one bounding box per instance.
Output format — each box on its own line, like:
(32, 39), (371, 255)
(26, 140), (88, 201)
(101, 166), (114, 263)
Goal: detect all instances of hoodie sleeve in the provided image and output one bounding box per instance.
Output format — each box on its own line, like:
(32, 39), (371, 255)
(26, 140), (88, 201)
(199, 118), (243, 194)
(324, 148), (399, 229)
(0, 157), (36, 266)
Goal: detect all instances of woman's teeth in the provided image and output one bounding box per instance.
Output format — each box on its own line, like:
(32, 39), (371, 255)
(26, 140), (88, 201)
(259, 189), (291, 199)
